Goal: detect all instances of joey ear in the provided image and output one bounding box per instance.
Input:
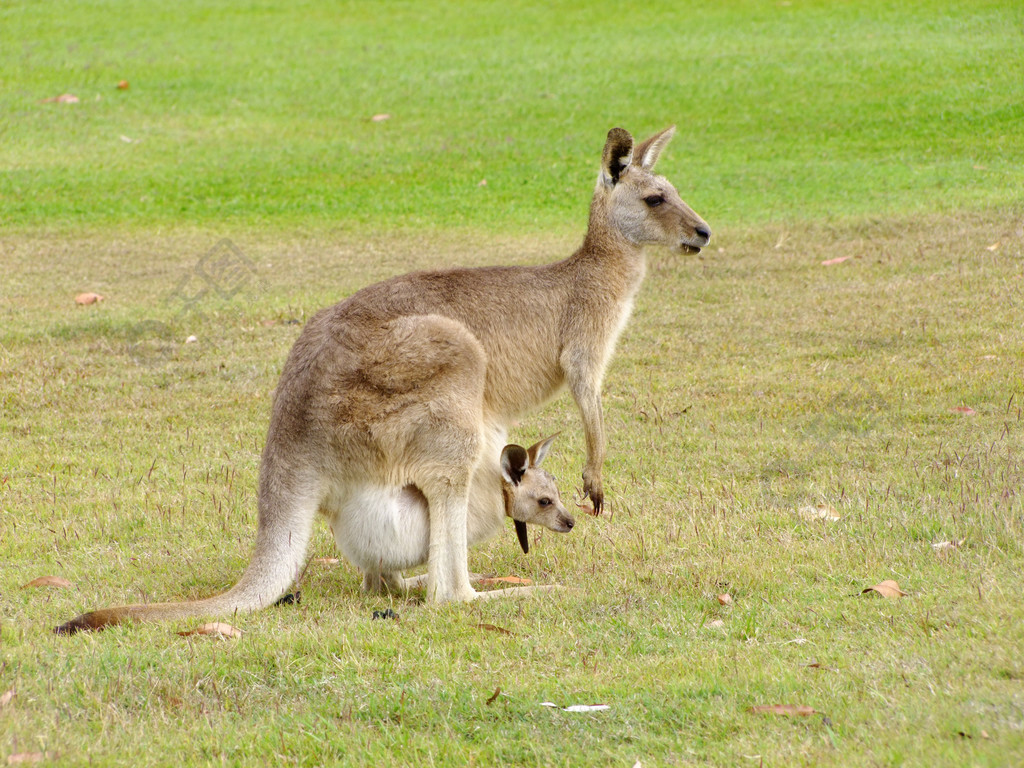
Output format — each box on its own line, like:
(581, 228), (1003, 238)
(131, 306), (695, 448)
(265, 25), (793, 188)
(600, 127), (634, 185)
(500, 444), (529, 486)
(526, 432), (559, 468)
(634, 126), (676, 170)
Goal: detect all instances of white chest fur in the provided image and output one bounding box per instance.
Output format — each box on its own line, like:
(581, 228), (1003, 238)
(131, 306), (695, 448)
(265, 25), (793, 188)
(329, 485), (432, 573)
(325, 425), (509, 576)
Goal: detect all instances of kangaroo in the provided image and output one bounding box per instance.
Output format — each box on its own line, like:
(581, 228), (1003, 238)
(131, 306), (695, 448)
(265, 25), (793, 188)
(55, 125), (710, 634)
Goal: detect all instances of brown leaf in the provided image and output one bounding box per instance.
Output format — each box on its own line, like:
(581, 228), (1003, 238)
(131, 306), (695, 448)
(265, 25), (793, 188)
(371, 113), (391, 122)
(799, 503), (840, 522)
(21, 575), (72, 589)
(6, 754), (55, 764)
(576, 503), (599, 516)
(821, 256), (850, 266)
(750, 704), (818, 716)
(717, 593), (733, 605)
(74, 292), (104, 305)
(178, 622), (242, 639)
(0, 689), (14, 709)
(41, 93), (79, 104)
(476, 623), (514, 636)
(951, 406), (976, 416)
(932, 539), (965, 552)
(312, 557), (340, 565)
(485, 687), (501, 705)
(477, 576), (532, 586)
(117, 80), (130, 90)
(862, 580), (907, 598)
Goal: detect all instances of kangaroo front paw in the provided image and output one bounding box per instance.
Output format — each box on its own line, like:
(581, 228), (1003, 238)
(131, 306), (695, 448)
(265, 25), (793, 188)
(582, 470), (604, 515)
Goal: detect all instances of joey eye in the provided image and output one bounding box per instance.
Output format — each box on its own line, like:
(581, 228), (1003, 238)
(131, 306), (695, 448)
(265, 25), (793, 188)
(644, 195), (664, 208)
(538, 498), (552, 507)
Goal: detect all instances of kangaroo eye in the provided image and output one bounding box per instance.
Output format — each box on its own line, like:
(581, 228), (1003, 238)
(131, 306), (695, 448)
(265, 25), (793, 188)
(644, 195), (664, 208)
(538, 498), (552, 507)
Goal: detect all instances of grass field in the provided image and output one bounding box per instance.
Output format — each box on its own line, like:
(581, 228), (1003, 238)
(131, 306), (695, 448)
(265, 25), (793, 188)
(2, 1), (1024, 766)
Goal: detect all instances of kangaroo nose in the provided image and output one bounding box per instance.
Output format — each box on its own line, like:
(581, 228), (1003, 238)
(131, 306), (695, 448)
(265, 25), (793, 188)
(565, 517), (575, 530)
(695, 224), (711, 243)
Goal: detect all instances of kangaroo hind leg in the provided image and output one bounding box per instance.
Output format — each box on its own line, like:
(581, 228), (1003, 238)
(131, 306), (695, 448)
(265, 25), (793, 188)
(373, 314), (489, 605)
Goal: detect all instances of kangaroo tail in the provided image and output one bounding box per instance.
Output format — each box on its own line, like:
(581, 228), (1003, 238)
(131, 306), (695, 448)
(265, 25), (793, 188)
(55, 460), (320, 635)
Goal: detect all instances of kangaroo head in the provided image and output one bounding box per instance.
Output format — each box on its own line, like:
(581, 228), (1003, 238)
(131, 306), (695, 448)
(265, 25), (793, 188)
(596, 126), (711, 254)
(500, 434), (575, 554)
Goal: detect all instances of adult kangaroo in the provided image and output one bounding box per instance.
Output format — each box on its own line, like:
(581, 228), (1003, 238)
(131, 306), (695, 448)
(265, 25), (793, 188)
(55, 126), (710, 634)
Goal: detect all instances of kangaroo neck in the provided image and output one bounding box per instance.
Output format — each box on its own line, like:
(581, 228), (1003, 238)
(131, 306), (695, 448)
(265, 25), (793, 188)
(566, 218), (648, 301)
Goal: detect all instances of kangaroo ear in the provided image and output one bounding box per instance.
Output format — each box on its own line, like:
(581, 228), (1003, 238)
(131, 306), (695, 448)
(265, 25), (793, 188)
(600, 127), (634, 186)
(526, 432), (559, 468)
(634, 126), (676, 171)
(500, 444), (529, 486)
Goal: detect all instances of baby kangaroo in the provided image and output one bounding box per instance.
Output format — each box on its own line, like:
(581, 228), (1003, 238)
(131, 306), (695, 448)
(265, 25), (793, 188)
(56, 125), (710, 633)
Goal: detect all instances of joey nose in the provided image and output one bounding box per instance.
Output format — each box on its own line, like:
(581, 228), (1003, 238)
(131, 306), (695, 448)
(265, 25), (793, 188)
(694, 224), (711, 243)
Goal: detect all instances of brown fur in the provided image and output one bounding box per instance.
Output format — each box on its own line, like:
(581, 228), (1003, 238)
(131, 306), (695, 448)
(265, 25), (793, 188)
(55, 126), (710, 634)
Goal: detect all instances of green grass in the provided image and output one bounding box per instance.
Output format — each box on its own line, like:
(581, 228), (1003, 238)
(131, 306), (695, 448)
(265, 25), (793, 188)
(2, 0), (1024, 765)
(1, 0), (1022, 232)
(3, 218), (1022, 766)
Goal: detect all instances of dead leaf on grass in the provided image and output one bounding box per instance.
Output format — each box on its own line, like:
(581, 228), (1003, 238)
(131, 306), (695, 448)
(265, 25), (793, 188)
(951, 406), (976, 416)
(541, 701), (610, 712)
(933, 539), (965, 552)
(477, 576), (532, 586)
(485, 687), (501, 705)
(0, 689), (14, 709)
(6, 753), (56, 764)
(576, 502), (602, 517)
(821, 256), (850, 266)
(861, 580), (907, 599)
(313, 557), (340, 565)
(74, 292), (104, 305)
(477, 623), (514, 636)
(177, 622), (242, 639)
(799, 503), (840, 522)
(750, 704), (817, 716)
(117, 80), (130, 90)
(21, 575), (72, 589)
(371, 113), (391, 122)
(41, 93), (79, 103)
(717, 593), (733, 605)
(985, 242), (1000, 252)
